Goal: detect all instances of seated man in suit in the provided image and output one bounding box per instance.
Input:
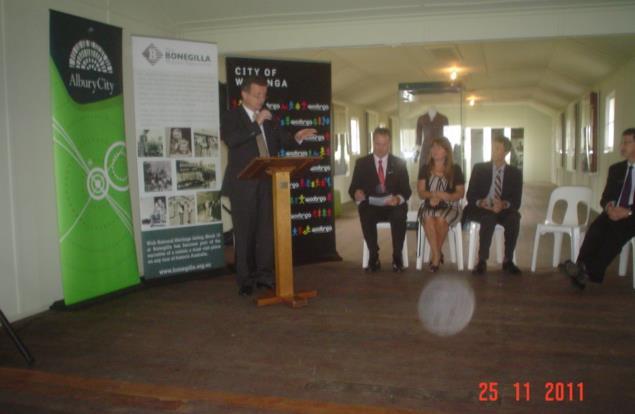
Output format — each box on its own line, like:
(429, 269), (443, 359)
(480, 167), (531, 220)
(463, 136), (522, 275)
(349, 127), (411, 272)
(562, 128), (635, 290)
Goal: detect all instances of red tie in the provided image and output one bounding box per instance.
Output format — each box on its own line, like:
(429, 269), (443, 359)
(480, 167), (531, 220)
(378, 159), (385, 185)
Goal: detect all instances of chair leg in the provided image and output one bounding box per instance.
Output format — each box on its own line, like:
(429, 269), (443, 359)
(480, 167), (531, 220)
(531, 229), (541, 272)
(495, 226), (504, 264)
(631, 239), (635, 289)
(449, 229), (457, 263)
(454, 224), (464, 271)
(571, 228), (581, 262)
(402, 236), (409, 268)
(467, 222), (478, 270)
(416, 224), (424, 270)
(362, 240), (369, 268)
(552, 233), (563, 268)
(619, 242), (628, 277)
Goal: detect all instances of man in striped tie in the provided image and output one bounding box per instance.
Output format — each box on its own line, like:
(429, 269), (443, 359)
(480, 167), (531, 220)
(463, 136), (523, 275)
(562, 128), (635, 290)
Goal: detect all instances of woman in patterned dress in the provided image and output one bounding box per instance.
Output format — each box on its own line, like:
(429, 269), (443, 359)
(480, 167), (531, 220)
(417, 137), (465, 272)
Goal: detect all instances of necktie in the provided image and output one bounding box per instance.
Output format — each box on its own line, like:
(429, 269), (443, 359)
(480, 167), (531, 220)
(253, 111), (269, 157)
(494, 168), (503, 199)
(378, 159), (385, 187)
(619, 165), (633, 207)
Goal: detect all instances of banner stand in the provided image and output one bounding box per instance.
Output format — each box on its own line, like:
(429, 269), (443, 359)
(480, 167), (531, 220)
(0, 307), (34, 366)
(49, 267), (231, 311)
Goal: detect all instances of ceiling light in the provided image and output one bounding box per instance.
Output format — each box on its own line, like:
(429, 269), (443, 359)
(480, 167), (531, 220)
(450, 69), (458, 81)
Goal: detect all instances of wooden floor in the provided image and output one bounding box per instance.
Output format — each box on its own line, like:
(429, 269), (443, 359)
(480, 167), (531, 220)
(1, 184), (634, 413)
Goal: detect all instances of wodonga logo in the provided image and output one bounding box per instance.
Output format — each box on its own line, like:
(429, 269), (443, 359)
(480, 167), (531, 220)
(68, 39), (115, 95)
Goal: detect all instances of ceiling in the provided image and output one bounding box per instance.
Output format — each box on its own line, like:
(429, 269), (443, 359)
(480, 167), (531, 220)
(80, 0), (635, 114)
(163, 0), (635, 31)
(231, 35), (635, 114)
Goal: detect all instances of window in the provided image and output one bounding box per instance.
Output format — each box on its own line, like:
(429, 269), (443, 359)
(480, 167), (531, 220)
(350, 118), (360, 155)
(604, 92), (615, 153)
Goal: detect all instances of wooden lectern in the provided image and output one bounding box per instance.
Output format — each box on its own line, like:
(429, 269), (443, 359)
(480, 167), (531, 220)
(238, 157), (321, 308)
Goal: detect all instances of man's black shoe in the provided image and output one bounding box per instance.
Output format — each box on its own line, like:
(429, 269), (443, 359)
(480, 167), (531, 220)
(392, 255), (404, 272)
(558, 260), (587, 290)
(473, 260), (487, 275)
(256, 280), (275, 290)
(569, 274), (587, 290)
(365, 255), (381, 272)
(502, 261), (522, 275)
(238, 285), (253, 296)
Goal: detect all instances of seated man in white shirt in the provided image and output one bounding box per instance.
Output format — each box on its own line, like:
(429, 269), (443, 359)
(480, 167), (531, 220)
(348, 128), (411, 272)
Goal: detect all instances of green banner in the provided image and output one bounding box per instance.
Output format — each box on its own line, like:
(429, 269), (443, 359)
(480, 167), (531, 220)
(50, 10), (139, 305)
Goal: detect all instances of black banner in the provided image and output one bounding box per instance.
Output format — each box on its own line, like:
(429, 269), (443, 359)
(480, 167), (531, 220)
(225, 57), (339, 263)
(50, 10), (123, 104)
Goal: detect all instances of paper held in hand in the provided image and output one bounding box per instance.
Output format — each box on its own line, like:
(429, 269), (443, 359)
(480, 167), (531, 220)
(369, 195), (392, 206)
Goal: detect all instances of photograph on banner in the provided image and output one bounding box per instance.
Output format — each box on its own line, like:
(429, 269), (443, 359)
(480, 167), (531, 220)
(196, 191), (222, 224)
(140, 196), (167, 230)
(194, 129), (219, 157)
(225, 57), (338, 263)
(137, 128), (165, 158)
(143, 160), (173, 192)
(132, 36), (224, 278)
(176, 159), (216, 190)
(168, 195), (196, 226)
(168, 127), (193, 157)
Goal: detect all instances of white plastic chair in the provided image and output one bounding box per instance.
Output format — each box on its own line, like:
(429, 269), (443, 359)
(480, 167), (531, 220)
(416, 221), (464, 270)
(530, 186), (592, 272)
(467, 222), (514, 270)
(618, 237), (635, 289)
(362, 222), (409, 269)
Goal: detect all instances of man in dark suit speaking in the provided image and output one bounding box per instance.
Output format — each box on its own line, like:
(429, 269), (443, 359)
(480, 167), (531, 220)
(562, 128), (635, 289)
(463, 135), (523, 275)
(349, 127), (411, 272)
(221, 76), (316, 296)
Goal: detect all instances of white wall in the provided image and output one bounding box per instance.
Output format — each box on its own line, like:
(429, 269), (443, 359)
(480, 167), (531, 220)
(399, 102), (555, 181)
(334, 101), (554, 204)
(555, 56), (635, 209)
(463, 104), (555, 184)
(333, 102), (368, 204)
(0, 0), (175, 321)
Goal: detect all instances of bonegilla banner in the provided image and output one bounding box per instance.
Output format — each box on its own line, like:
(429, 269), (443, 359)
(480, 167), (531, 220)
(50, 10), (139, 305)
(132, 36), (224, 278)
(225, 57), (338, 263)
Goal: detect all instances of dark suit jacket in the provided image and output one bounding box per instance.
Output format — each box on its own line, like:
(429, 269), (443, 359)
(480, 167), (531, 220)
(348, 154), (411, 202)
(220, 106), (295, 199)
(601, 160), (635, 210)
(466, 161), (523, 211)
